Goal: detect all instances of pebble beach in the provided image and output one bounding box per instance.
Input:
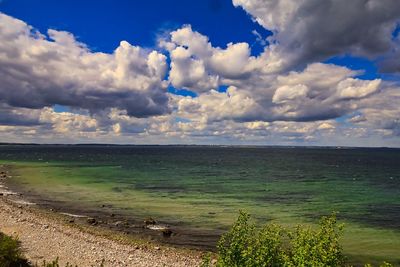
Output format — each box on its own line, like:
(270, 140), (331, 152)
(0, 173), (202, 267)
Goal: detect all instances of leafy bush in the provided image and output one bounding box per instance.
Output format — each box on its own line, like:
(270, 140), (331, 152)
(204, 211), (393, 267)
(249, 223), (286, 266)
(288, 213), (344, 266)
(216, 211), (286, 267)
(217, 211), (255, 266)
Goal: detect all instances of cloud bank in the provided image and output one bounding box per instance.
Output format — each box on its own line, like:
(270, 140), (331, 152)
(0, 13), (169, 117)
(0, 0), (400, 146)
(233, 0), (400, 71)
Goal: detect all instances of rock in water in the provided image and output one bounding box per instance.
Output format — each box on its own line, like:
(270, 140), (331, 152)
(114, 221), (128, 227)
(162, 229), (173, 237)
(144, 217), (156, 225)
(87, 218), (97, 225)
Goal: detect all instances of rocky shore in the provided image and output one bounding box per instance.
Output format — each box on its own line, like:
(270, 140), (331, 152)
(0, 170), (202, 266)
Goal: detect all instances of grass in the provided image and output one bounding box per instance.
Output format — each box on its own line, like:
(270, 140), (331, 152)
(0, 232), (29, 267)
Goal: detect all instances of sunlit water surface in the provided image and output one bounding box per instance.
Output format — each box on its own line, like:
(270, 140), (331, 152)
(0, 145), (399, 264)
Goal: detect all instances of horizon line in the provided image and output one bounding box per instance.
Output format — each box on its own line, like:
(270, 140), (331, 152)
(0, 142), (399, 149)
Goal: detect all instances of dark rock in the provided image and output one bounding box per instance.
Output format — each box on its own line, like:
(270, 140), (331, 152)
(110, 213), (115, 217)
(68, 219), (75, 223)
(87, 218), (97, 225)
(162, 229), (173, 237)
(144, 217), (156, 225)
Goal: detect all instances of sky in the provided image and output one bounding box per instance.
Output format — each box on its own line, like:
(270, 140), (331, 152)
(0, 0), (399, 147)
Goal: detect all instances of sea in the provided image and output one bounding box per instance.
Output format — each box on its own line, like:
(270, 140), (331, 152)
(0, 145), (399, 264)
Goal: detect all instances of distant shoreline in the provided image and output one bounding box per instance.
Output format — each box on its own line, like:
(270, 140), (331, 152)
(0, 142), (399, 149)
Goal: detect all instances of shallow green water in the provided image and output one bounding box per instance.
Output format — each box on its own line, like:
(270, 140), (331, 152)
(0, 145), (399, 264)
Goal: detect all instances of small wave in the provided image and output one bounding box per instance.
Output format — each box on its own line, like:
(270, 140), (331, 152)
(0, 182), (17, 195)
(59, 212), (87, 218)
(0, 189), (17, 195)
(10, 199), (36, 205)
(146, 224), (170, 231)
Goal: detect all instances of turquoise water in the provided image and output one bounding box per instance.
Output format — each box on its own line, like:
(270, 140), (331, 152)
(0, 145), (399, 264)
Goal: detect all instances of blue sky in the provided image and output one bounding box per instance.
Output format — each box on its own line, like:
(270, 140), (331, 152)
(0, 0), (270, 54)
(0, 0), (399, 146)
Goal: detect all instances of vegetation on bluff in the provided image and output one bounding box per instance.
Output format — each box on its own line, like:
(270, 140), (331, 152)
(202, 211), (393, 267)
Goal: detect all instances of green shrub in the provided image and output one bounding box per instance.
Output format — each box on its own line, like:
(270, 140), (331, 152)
(200, 253), (212, 267)
(207, 212), (343, 267)
(206, 212), (395, 267)
(246, 223), (286, 266)
(217, 211), (255, 266)
(288, 213), (345, 266)
(216, 211), (287, 267)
